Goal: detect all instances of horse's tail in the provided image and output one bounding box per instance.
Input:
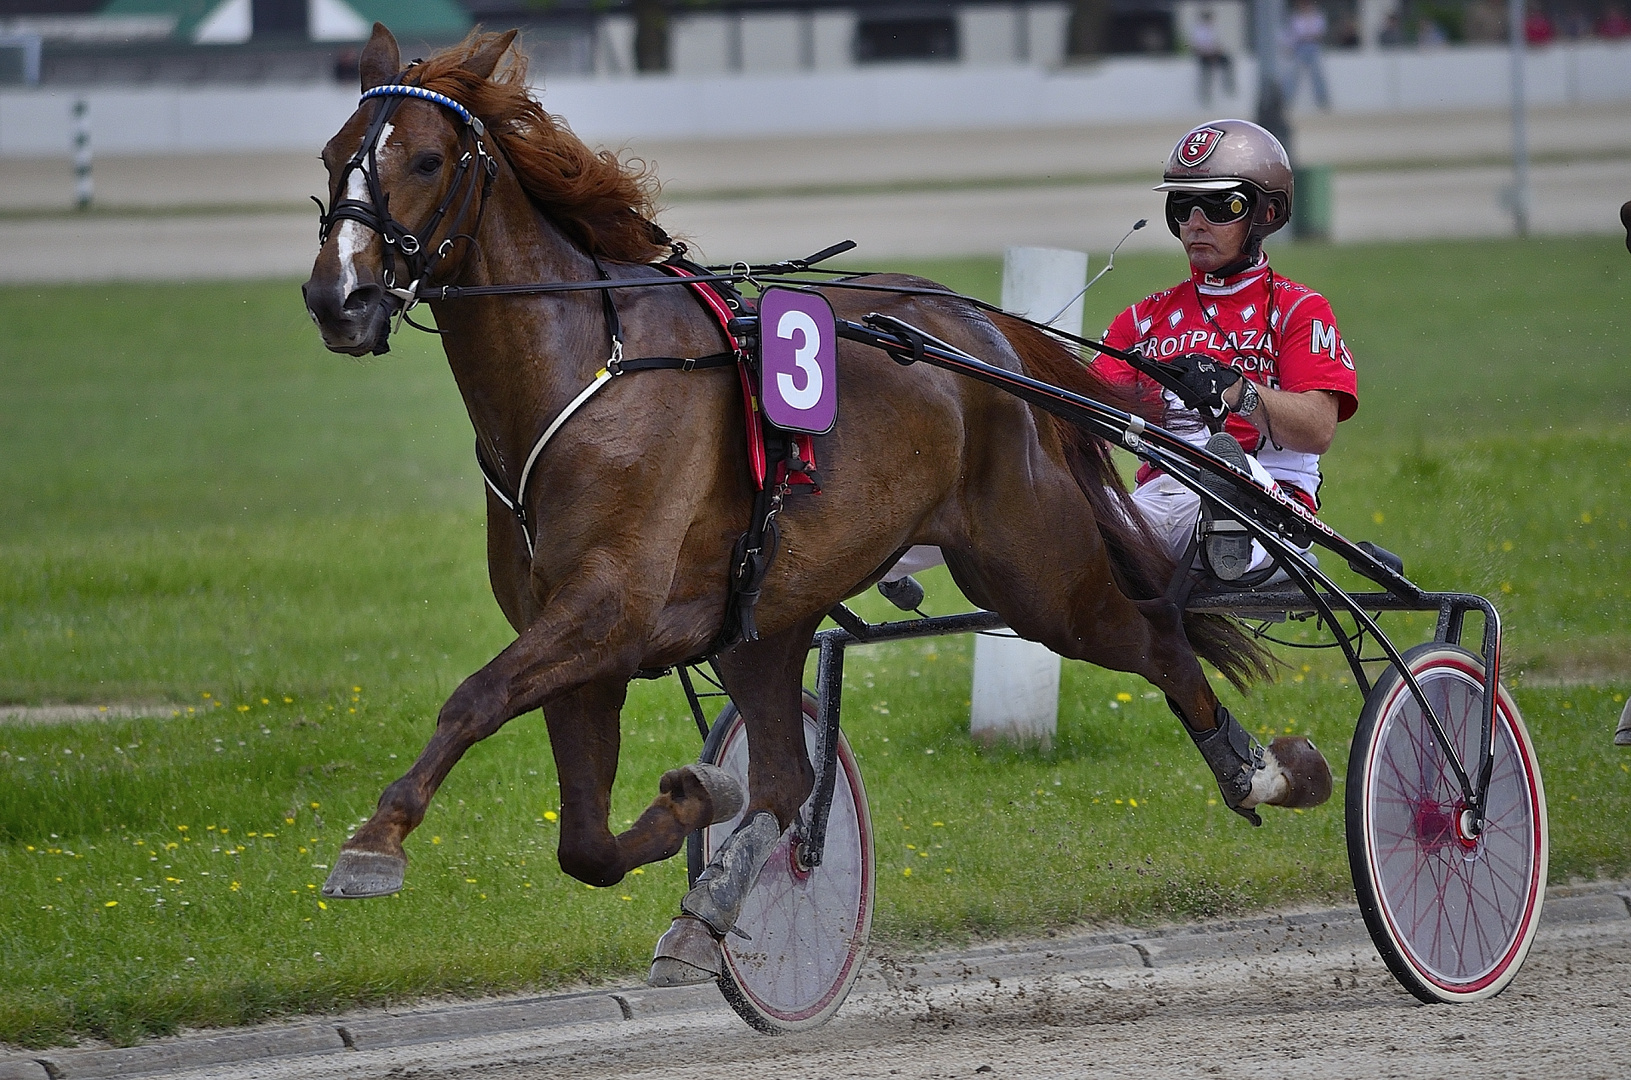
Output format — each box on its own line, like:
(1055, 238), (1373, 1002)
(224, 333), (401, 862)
(989, 313), (1273, 691)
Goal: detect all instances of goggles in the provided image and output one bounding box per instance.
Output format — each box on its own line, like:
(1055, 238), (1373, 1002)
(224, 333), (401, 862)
(1166, 189), (1254, 228)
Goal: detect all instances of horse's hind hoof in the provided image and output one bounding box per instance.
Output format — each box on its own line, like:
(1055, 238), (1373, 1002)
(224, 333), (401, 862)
(1266, 736), (1333, 809)
(322, 849), (405, 899)
(648, 915), (721, 987)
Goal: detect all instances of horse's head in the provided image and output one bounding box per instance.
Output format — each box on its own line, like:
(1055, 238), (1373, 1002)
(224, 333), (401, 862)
(303, 24), (515, 356)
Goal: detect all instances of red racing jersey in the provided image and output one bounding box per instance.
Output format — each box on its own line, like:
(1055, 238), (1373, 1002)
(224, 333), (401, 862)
(1095, 256), (1358, 509)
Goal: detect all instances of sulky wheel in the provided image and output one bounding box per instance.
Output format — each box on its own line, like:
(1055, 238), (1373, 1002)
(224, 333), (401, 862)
(1347, 643), (1548, 1003)
(688, 690), (875, 1033)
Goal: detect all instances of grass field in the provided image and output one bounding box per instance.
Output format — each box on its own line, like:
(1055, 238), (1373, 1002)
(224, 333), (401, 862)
(2, 237), (1629, 1049)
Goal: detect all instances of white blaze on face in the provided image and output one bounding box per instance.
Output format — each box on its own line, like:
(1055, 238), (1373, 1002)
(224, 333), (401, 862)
(334, 120), (394, 300)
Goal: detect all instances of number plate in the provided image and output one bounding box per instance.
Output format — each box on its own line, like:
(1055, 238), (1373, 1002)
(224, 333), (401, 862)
(758, 287), (837, 435)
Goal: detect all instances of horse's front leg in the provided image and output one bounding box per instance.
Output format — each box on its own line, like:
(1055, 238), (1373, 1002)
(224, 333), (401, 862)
(649, 613), (822, 987)
(321, 568), (741, 898)
(544, 677), (744, 887)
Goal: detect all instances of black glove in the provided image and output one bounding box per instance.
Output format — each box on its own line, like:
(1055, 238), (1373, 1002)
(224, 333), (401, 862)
(1162, 353), (1242, 414)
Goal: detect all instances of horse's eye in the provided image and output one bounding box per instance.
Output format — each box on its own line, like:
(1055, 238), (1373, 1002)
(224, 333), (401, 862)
(415, 155), (443, 175)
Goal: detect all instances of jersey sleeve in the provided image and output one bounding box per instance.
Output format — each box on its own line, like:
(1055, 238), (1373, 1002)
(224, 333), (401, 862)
(1091, 305), (1144, 388)
(1276, 291), (1359, 421)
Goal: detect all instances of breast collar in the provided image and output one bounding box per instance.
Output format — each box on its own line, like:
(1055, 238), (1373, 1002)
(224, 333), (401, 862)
(473, 255), (746, 557)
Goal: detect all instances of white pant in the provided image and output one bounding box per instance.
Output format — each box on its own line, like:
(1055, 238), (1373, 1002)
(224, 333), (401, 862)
(882, 544), (949, 581)
(1130, 456), (1289, 576)
(880, 457), (1306, 583)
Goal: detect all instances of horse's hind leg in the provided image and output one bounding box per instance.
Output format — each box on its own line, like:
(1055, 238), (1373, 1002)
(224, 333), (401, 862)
(951, 483), (1329, 824)
(649, 613), (822, 987)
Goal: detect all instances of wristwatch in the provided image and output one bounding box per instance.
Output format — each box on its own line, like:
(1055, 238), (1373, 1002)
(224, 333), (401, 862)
(1232, 379), (1261, 418)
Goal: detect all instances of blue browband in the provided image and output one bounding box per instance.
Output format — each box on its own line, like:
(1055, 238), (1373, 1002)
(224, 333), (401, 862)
(360, 84), (485, 135)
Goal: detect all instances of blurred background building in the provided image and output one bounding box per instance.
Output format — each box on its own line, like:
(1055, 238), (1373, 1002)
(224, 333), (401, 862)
(0, 0), (1626, 265)
(2, 0), (1629, 148)
(0, 0), (1628, 88)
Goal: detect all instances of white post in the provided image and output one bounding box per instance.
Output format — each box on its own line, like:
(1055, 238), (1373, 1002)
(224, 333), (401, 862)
(72, 98), (93, 211)
(1507, 0), (1530, 236)
(969, 246), (1088, 747)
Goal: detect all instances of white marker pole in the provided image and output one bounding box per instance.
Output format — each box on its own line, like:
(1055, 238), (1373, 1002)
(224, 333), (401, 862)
(72, 98), (93, 211)
(969, 246), (1088, 747)
(1507, 0), (1530, 237)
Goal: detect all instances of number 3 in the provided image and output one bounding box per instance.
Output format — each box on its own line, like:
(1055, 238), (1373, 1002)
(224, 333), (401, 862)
(776, 309), (823, 410)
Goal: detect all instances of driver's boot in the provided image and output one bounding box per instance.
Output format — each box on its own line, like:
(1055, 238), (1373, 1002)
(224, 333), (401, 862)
(1197, 432), (1254, 581)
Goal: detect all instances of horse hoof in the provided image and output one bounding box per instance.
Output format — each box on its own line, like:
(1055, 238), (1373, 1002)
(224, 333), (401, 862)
(648, 915), (721, 987)
(322, 849), (405, 899)
(674, 763), (745, 825)
(647, 957), (718, 988)
(1266, 736), (1333, 809)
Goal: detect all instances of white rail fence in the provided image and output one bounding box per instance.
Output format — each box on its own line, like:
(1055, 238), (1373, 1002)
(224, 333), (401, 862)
(2, 41), (1629, 156)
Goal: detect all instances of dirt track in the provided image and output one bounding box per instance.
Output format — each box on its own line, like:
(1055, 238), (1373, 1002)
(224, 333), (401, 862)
(142, 908), (1626, 1080)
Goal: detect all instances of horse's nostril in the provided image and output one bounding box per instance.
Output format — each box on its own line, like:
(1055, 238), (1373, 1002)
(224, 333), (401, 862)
(343, 283), (383, 315)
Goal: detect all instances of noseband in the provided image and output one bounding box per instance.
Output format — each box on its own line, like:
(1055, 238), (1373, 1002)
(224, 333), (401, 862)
(314, 81), (499, 338)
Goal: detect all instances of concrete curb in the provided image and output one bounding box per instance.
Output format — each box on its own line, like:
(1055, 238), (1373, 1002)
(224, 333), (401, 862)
(7, 881), (1626, 1079)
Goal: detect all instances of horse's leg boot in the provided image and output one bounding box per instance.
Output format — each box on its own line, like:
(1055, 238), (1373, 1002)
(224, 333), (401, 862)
(1189, 705), (1266, 826)
(322, 849), (405, 898)
(648, 915), (722, 987)
(680, 810), (781, 934)
(681, 763), (746, 825)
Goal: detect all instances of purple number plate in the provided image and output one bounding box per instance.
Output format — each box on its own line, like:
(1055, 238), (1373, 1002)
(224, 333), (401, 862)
(758, 287), (837, 435)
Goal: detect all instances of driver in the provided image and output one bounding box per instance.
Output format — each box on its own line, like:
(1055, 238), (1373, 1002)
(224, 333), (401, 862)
(1092, 119), (1358, 583)
(876, 119), (1357, 609)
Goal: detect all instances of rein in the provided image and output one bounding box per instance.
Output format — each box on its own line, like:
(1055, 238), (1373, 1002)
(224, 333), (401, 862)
(308, 83), (1161, 377)
(314, 83), (1200, 561)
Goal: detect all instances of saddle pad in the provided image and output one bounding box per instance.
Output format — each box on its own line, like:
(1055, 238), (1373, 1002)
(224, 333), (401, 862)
(659, 263), (819, 492)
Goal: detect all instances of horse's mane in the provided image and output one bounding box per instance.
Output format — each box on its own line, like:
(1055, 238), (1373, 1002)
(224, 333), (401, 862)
(990, 314), (1273, 690)
(412, 31), (669, 263)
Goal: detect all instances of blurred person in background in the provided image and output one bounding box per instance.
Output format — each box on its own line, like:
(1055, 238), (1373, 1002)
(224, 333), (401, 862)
(1188, 8), (1235, 105)
(1284, 0), (1330, 109)
(1524, 4), (1556, 43)
(1464, 0), (1509, 41)
(1595, 2), (1631, 36)
(1558, 5), (1591, 37)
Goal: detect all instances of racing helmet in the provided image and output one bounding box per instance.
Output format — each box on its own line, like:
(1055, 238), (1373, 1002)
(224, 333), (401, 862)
(1156, 119), (1294, 256)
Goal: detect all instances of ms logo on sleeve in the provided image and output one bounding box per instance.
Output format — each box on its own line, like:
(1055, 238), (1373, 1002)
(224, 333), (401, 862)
(1311, 318), (1355, 370)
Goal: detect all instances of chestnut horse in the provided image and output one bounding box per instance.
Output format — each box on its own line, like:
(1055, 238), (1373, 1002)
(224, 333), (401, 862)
(303, 25), (1329, 986)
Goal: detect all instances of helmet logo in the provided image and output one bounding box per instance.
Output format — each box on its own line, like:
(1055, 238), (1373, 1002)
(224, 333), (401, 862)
(1177, 127), (1225, 168)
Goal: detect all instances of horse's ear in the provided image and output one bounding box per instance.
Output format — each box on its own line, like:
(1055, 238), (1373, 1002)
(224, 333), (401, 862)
(460, 30), (518, 81)
(359, 23), (401, 91)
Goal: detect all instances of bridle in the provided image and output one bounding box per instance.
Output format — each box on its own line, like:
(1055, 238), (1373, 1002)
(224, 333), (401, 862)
(314, 79), (500, 346)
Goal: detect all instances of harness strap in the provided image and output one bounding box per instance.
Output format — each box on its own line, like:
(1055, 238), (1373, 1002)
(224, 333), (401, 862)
(476, 355), (734, 556)
(590, 251), (627, 368)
